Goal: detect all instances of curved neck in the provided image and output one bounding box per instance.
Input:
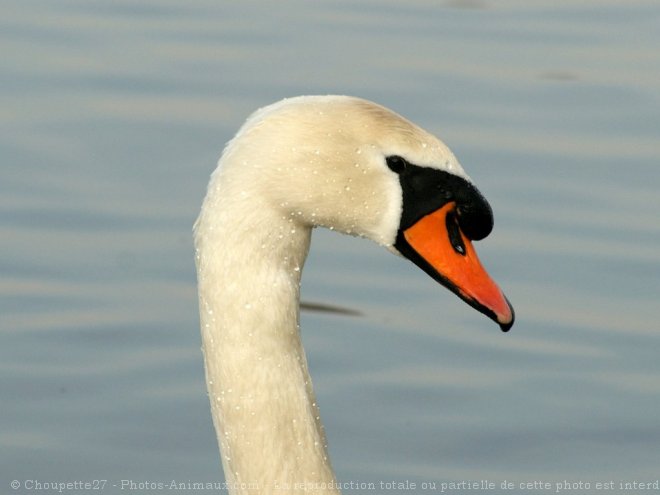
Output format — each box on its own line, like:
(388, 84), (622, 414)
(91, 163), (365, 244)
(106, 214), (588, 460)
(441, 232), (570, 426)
(195, 194), (339, 494)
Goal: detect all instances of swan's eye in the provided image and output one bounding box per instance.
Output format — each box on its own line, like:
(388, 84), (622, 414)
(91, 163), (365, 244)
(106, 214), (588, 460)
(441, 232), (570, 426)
(386, 155), (407, 174)
(445, 209), (466, 256)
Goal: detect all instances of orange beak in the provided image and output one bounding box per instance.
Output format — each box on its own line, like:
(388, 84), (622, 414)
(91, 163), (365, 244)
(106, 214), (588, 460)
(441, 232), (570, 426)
(402, 202), (514, 331)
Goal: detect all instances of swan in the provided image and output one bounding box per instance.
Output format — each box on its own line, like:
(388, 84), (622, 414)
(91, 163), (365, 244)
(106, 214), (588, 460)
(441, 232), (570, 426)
(194, 95), (514, 494)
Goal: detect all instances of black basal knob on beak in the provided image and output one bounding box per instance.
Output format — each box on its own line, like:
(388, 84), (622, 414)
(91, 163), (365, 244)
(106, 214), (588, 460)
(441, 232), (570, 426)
(454, 182), (494, 241)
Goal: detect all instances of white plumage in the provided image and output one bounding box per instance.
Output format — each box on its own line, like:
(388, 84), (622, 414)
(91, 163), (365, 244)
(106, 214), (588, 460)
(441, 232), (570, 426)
(194, 96), (512, 494)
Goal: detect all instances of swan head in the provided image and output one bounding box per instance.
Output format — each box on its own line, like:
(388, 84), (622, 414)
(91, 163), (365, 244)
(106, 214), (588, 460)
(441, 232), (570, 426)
(212, 95), (514, 331)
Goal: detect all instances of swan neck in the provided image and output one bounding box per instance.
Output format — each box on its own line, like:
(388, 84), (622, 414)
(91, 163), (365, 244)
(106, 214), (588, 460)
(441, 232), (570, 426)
(195, 200), (339, 494)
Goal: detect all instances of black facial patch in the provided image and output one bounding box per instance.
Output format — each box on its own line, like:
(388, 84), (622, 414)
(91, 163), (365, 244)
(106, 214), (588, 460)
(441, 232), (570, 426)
(389, 157), (494, 240)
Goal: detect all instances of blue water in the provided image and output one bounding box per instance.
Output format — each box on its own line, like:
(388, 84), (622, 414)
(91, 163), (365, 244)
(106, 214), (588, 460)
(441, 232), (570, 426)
(2, 1), (660, 493)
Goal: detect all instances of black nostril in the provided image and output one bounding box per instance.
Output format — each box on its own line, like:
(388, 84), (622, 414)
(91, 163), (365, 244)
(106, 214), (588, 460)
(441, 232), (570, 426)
(446, 209), (466, 255)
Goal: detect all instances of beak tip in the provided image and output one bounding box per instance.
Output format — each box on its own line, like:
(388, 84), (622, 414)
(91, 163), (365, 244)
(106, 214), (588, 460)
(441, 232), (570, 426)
(497, 298), (515, 333)
(499, 320), (513, 333)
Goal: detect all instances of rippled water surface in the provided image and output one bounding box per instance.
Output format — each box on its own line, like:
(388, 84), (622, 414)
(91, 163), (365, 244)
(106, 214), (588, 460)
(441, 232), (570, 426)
(2, 1), (660, 493)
